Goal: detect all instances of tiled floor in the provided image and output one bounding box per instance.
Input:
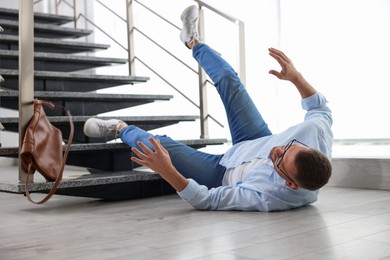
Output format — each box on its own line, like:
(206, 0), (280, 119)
(1, 186), (390, 260)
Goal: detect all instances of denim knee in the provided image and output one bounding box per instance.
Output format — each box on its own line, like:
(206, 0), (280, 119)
(216, 69), (244, 92)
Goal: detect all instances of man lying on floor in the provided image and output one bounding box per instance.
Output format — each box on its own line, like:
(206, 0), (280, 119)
(83, 5), (333, 212)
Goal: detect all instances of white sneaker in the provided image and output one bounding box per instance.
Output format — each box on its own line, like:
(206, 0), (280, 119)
(179, 5), (199, 45)
(83, 118), (122, 138)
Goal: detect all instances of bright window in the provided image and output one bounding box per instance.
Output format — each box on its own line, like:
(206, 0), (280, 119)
(209, 0), (390, 157)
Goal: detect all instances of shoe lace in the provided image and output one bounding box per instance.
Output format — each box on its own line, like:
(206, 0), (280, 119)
(189, 17), (199, 40)
(98, 122), (119, 140)
(192, 25), (199, 40)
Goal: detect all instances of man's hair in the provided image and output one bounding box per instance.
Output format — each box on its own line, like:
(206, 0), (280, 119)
(294, 149), (332, 191)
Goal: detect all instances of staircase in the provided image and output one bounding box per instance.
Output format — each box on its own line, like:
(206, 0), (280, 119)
(0, 7), (227, 200)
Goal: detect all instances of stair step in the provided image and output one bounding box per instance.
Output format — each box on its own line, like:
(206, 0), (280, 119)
(0, 19), (92, 38)
(0, 69), (148, 91)
(0, 7), (74, 25)
(0, 162), (175, 200)
(0, 139), (227, 156)
(0, 50), (128, 72)
(0, 90), (173, 116)
(0, 34), (110, 53)
(0, 115), (201, 143)
(0, 139), (228, 171)
(0, 6), (227, 201)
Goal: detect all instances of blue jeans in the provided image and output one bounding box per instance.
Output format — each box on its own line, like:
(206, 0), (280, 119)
(120, 43), (272, 188)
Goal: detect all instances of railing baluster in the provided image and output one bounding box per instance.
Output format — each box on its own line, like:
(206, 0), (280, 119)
(126, 0), (135, 75)
(198, 7), (209, 139)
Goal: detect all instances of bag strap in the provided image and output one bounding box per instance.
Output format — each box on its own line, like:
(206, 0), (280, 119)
(25, 99), (74, 204)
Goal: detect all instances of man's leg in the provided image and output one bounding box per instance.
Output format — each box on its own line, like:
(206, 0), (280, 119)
(120, 126), (225, 188)
(193, 43), (272, 144)
(180, 6), (272, 145)
(83, 119), (225, 188)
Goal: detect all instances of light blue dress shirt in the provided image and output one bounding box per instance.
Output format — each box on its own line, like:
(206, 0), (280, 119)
(178, 92), (333, 211)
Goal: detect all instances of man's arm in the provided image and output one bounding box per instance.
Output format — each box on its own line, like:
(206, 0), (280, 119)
(268, 48), (316, 98)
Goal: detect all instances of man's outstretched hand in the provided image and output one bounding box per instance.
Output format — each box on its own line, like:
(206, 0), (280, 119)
(131, 137), (189, 192)
(268, 47), (317, 98)
(268, 47), (301, 82)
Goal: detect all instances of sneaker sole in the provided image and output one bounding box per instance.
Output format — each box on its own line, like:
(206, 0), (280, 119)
(181, 5), (198, 21)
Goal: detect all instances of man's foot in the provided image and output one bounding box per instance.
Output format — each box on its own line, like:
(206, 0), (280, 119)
(179, 5), (199, 47)
(83, 118), (123, 138)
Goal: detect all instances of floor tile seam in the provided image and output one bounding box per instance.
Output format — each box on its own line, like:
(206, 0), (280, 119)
(358, 227), (390, 246)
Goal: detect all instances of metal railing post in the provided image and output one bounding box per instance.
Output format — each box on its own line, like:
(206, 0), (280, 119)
(238, 21), (246, 85)
(55, 0), (60, 15)
(18, 0), (35, 183)
(198, 7), (209, 139)
(73, 0), (79, 28)
(126, 0), (136, 75)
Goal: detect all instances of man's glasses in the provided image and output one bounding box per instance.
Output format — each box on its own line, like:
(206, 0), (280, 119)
(275, 139), (308, 187)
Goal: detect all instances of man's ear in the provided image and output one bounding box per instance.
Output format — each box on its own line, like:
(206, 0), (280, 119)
(286, 180), (299, 190)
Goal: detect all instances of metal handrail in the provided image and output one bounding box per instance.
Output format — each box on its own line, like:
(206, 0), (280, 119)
(195, 0), (246, 84)
(36, 0), (246, 137)
(68, 1), (220, 130)
(57, 0), (246, 138)
(195, 0), (241, 24)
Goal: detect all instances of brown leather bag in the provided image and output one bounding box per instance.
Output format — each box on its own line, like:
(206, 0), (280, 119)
(20, 99), (74, 204)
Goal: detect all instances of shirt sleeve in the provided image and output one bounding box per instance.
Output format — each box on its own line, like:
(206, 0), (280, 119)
(302, 92), (332, 128)
(177, 179), (287, 212)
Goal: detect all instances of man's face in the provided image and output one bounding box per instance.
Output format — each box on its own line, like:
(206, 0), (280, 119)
(269, 140), (311, 188)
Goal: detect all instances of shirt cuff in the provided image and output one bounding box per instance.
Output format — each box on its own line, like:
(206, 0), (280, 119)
(177, 178), (200, 201)
(302, 92), (327, 110)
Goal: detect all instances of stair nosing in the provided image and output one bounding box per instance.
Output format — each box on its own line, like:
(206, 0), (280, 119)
(0, 7), (74, 25)
(0, 115), (200, 123)
(0, 19), (92, 35)
(0, 69), (149, 82)
(0, 139), (228, 152)
(0, 34), (110, 50)
(0, 90), (173, 101)
(0, 49), (127, 63)
(0, 170), (162, 193)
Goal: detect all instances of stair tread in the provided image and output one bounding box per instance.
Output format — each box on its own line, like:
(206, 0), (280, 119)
(1, 116), (203, 143)
(0, 139), (228, 156)
(0, 69), (149, 83)
(0, 90), (170, 116)
(0, 7), (74, 25)
(0, 170), (163, 193)
(0, 115), (199, 123)
(0, 49), (127, 63)
(0, 19), (92, 38)
(0, 34), (110, 52)
(0, 50), (128, 72)
(0, 90), (172, 101)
